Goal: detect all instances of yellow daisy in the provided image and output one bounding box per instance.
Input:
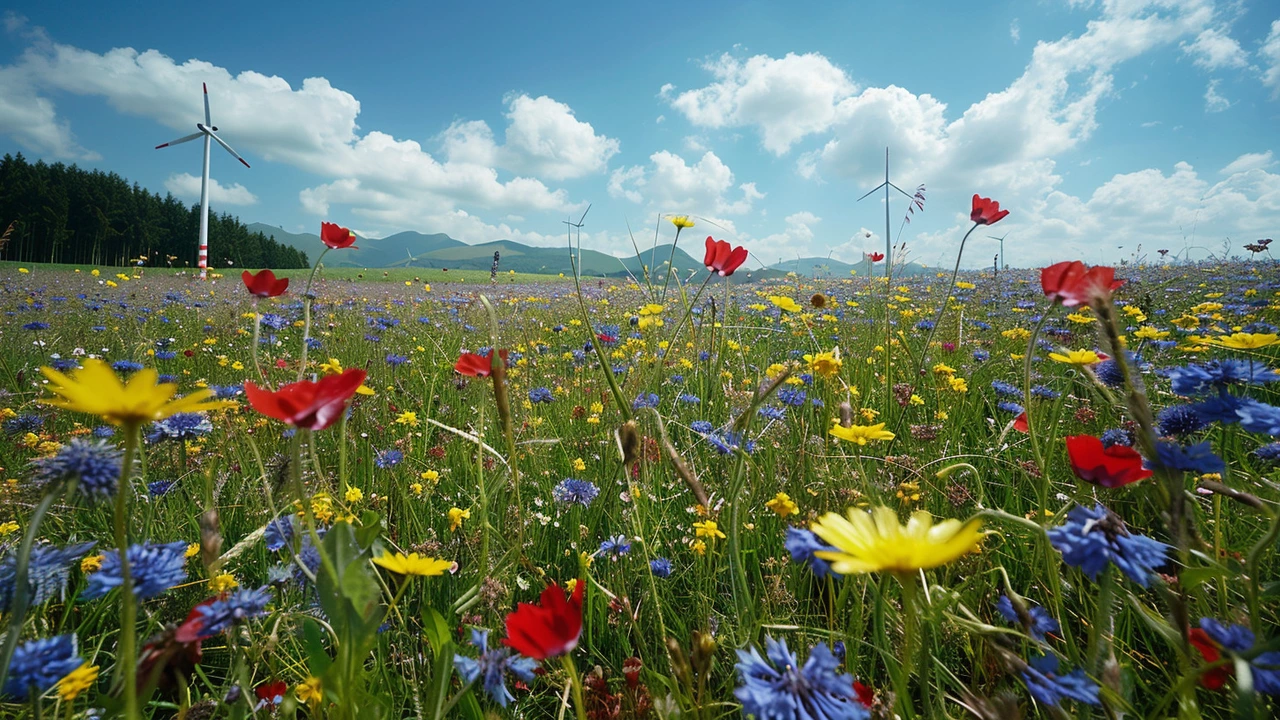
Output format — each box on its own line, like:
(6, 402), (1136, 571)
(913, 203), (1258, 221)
(768, 296), (803, 313)
(810, 506), (983, 574)
(1048, 349), (1102, 365)
(1193, 332), (1279, 349)
(372, 551), (455, 576)
(39, 358), (233, 425)
(828, 421), (895, 446)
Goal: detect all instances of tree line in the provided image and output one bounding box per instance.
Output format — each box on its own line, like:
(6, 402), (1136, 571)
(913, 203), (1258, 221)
(0, 153), (308, 269)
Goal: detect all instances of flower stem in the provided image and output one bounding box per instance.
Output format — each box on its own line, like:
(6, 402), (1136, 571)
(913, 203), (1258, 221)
(115, 421), (141, 720)
(0, 485), (62, 695)
(1023, 306), (1056, 480)
(296, 247), (331, 383)
(560, 654), (589, 720)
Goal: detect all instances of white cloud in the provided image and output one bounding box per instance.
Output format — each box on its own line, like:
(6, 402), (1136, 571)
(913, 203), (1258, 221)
(607, 149), (764, 216)
(0, 36), (593, 235)
(164, 172), (258, 205)
(1220, 150), (1275, 175)
(1262, 20), (1280, 97)
(1181, 27), (1247, 69)
(1010, 19), (1021, 43)
(1204, 79), (1231, 112)
(669, 52), (858, 154)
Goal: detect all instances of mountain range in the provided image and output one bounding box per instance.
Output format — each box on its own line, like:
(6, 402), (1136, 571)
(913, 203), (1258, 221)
(247, 223), (932, 279)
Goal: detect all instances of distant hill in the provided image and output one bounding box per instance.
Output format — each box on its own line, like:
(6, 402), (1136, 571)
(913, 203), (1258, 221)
(249, 222), (788, 281)
(769, 255), (932, 277)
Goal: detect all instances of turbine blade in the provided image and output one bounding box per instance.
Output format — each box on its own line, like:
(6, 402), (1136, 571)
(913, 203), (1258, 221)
(203, 82), (211, 126)
(856, 182), (889, 202)
(208, 131), (251, 168)
(155, 132), (204, 149)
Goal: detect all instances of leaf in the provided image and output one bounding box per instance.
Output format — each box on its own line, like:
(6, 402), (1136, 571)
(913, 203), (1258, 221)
(1180, 565), (1231, 589)
(302, 618), (332, 676)
(425, 639), (456, 720)
(421, 606), (451, 652)
(356, 511), (384, 549)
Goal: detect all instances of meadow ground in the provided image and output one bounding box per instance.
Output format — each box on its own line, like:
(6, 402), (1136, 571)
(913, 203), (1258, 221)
(0, 253), (1278, 719)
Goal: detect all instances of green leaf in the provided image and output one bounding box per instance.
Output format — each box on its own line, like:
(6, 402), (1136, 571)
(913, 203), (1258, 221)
(425, 639), (456, 720)
(1180, 565), (1230, 588)
(302, 618), (332, 675)
(421, 606), (451, 652)
(356, 511), (384, 548)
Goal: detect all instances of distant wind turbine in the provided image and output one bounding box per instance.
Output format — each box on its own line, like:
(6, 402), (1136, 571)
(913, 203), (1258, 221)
(155, 83), (251, 279)
(856, 147), (915, 280)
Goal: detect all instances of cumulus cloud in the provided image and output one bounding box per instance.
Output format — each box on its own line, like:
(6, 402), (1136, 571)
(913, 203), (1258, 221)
(1262, 20), (1280, 97)
(1204, 79), (1231, 112)
(164, 173), (258, 205)
(1181, 27), (1248, 70)
(668, 52), (858, 154)
(1220, 151), (1275, 175)
(0, 31), (604, 240)
(607, 149), (764, 216)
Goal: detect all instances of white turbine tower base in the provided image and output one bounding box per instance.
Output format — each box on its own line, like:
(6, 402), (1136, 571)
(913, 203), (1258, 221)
(155, 83), (250, 279)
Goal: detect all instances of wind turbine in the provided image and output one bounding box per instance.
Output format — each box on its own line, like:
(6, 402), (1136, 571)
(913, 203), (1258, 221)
(155, 83), (250, 279)
(988, 232), (1010, 270)
(856, 147), (915, 280)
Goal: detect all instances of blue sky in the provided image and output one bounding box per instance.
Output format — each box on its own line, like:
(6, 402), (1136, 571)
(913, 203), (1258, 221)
(1, 0), (1277, 268)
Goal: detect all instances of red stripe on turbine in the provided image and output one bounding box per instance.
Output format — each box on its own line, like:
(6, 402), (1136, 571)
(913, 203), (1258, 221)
(239, 158), (251, 168)
(155, 144), (168, 149)
(203, 82), (208, 93)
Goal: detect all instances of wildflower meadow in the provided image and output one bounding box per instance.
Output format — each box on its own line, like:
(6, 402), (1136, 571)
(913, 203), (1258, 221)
(1, 200), (1279, 720)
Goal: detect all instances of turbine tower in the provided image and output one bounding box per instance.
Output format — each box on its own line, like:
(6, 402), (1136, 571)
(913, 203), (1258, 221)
(155, 83), (250, 279)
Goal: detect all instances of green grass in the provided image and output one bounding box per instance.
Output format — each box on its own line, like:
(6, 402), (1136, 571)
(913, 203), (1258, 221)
(0, 258), (1276, 719)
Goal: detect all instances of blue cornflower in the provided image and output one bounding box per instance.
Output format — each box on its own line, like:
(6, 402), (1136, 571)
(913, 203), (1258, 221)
(1031, 385), (1060, 399)
(1154, 441), (1225, 474)
(758, 406), (786, 421)
(30, 438), (121, 501)
(1167, 359), (1280, 396)
(690, 420), (714, 434)
(650, 558), (672, 578)
(632, 393), (659, 410)
(777, 388), (807, 406)
(915, 320), (935, 331)
(4, 414), (43, 436)
(1254, 442), (1280, 462)
(211, 385), (243, 399)
(991, 380), (1023, 398)
(258, 313), (288, 331)
(798, 373), (814, 386)
(699, 351), (711, 361)
(111, 360), (144, 373)
(385, 354), (409, 367)
(147, 480), (177, 496)
(3, 635), (83, 698)
(734, 636), (869, 720)
(1191, 394), (1246, 424)
(264, 517), (295, 552)
(375, 449), (404, 469)
(146, 412), (212, 443)
(192, 586), (273, 638)
(0, 541), (96, 612)
(49, 358), (79, 371)
(973, 349), (990, 362)
(1238, 398), (1280, 435)
(670, 374), (684, 384)
(23, 321), (49, 331)
(1047, 504), (1169, 587)
(677, 393), (701, 405)
(995, 595), (1060, 642)
(1020, 654), (1100, 707)
(707, 430), (755, 455)
(92, 426), (115, 438)
(83, 541), (189, 600)
(154, 350), (177, 361)
(1156, 405), (1208, 437)
(784, 527), (842, 579)
(527, 387), (554, 404)
(453, 628), (538, 707)
(997, 401), (1025, 416)
(1100, 428), (1134, 448)
(596, 535), (632, 560)
(1092, 358), (1126, 388)
(552, 478), (599, 507)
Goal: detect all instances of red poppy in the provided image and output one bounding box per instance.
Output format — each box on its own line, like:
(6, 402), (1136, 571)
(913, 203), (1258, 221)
(1065, 434), (1153, 488)
(1041, 261), (1125, 307)
(1188, 628), (1231, 691)
(139, 598), (212, 692)
(256, 680), (289, 707)
(502, 581), (584, 660)
(867, 252), (885, 262)
(244, 368), (367, 431)
(183, 349), (195, 358)
(241, 269), (289, 298)
(1012, 412), (1029, 434)
(970, 195), (1010, 226)
(454, 350), (509, 378)
(703, 236), (748, 277)
(320, 222), (358, 250)
(853, 681), (875, 709)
